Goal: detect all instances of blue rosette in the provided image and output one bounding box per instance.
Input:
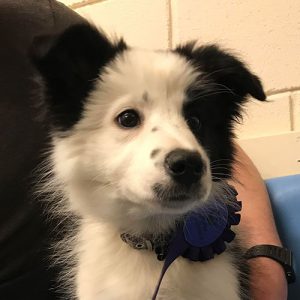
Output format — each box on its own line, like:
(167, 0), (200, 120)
(152, 186), (242, 300)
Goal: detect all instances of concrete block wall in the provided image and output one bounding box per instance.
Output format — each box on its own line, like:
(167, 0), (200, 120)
(58, 0), (300, 178)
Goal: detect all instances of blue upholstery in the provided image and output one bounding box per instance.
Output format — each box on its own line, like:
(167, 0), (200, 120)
(266, 174), (300, 299)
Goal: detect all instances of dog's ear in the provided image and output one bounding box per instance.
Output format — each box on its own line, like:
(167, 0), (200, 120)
(30, 23), (127, 130)
(175, 43), (266, 102)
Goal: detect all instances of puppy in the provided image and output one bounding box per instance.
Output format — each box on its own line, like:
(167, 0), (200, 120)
(32, 23), (265, 300)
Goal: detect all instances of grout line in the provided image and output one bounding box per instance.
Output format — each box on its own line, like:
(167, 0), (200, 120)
(69, 0), (107, 10)
(266, 86), (300, 96)
(166, 0), (173, 49)
(289, 93), (295, 131)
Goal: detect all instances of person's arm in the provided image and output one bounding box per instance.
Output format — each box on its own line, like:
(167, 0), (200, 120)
(230, 143), (287, 300)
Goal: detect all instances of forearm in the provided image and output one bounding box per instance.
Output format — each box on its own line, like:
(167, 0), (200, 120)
(230, 144), (281, 246)
(229, 143), (287, 300)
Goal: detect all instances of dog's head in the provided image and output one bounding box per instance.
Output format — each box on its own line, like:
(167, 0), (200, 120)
(32, 24), (265, 232)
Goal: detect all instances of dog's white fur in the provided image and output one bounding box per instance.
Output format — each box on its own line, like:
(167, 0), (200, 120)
(50, 49), (241, 299)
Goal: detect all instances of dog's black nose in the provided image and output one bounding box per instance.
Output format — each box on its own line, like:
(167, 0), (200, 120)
(164, 149), (204, 186)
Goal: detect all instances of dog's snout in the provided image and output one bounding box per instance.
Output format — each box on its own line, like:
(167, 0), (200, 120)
(164, 149), (204, 186)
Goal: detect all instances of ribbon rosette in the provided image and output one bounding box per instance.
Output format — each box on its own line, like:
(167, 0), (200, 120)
(152, 186), (242, 300)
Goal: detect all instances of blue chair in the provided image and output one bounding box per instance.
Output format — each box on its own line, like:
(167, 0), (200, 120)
(266, 174), (300, 299)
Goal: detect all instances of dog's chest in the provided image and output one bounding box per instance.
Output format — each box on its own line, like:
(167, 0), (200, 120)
(75, 222), (241, 300)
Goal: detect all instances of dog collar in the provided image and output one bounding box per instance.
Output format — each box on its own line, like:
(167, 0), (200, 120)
(120, 185), (241, 300)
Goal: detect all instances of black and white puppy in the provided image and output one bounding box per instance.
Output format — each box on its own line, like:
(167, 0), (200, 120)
(32, 23), (265, 300)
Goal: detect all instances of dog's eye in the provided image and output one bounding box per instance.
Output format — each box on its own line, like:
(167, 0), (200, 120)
(117, 109), (141, 128)
(186, 116), (202, 131)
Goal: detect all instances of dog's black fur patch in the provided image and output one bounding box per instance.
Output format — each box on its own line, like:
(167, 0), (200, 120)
(175, 43), (265, 101)
(31, 24), (127, 131)
(175, 43), (266, 179)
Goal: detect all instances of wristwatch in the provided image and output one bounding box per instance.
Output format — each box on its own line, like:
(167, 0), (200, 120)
(245, 244), (296, 284)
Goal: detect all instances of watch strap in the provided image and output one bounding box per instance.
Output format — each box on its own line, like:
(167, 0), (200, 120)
(245, 244), (296, 284)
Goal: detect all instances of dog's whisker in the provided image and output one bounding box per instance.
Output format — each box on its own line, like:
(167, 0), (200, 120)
(210, 158), (233, 163)
(188, 88), (236, 99)
(211, 172), (230, 176)
(210, 166), (232, 170)
(210, 163), (232, 167)
(211, 169), (232, 173)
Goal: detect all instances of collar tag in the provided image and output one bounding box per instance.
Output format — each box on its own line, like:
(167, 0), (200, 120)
(121, 233), (153, 251)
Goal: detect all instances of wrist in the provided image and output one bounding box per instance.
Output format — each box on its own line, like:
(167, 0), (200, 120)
(248, 256), (288, 300)
(249, 256), (287, 278)
(245, 244), (295, 284)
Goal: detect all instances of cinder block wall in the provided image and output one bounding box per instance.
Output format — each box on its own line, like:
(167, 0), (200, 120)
(58, 0), (300, 178)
